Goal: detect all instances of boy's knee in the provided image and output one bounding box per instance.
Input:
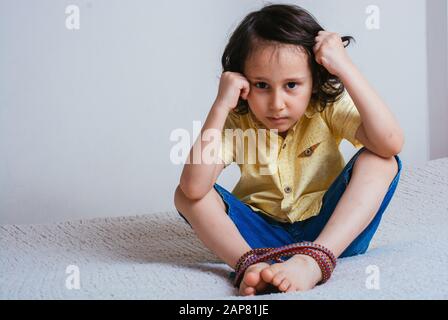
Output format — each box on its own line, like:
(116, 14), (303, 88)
(174, 184), (227, 216)
(174, 186), (192, 226)
(354, 149), (398, 177)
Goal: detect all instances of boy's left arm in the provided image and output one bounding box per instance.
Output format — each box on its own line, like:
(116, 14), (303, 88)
(314, 31), (405, 158)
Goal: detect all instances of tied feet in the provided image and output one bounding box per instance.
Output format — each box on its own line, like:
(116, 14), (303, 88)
(238, 254), (323, 296)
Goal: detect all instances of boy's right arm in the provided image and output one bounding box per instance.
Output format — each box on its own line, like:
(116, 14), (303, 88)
(179, 100), (230, 200)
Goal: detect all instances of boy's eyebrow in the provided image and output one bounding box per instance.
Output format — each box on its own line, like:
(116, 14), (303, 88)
(248, 76), (307, 82)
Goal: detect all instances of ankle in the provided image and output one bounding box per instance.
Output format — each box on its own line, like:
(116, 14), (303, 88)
(292, 254), (323, 283)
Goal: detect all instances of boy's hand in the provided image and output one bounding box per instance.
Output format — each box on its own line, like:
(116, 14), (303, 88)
(214, 71), (250, 113)
(313, 31), (353, 77)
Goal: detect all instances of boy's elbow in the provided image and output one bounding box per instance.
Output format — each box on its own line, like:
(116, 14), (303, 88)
(390, 131), (405, 156)
(381, 130), (404, 157)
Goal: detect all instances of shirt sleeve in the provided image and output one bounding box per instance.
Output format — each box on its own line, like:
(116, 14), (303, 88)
(219, 111), (239, 168)
(321, 90), (363, 148)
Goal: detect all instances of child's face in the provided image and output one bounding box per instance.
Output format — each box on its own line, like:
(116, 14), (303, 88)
(244, 44), (313, 135)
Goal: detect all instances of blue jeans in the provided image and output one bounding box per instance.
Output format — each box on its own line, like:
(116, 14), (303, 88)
(177, 147), (402, 261)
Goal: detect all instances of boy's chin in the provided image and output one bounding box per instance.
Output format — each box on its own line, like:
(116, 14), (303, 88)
(266, 123), (290, 133)
(265, 120), (299, 136)
(258, 117), (295, 133)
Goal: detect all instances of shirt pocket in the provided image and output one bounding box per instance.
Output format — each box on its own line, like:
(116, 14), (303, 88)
(296, 131), (329, 159)
(297, 141), (323, 158)
(296, 119), (333, 160)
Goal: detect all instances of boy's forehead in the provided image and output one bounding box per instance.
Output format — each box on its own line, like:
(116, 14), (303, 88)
(245, 44), (310, 79)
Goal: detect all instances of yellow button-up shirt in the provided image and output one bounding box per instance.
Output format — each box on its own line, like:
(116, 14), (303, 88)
(220, 90), (363, 223)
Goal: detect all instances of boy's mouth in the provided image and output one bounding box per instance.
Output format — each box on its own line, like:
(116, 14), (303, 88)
(267, 116), (288, 123)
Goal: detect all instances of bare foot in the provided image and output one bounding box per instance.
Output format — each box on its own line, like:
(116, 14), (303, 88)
(260, 254), (323, 292)
(238, 261), (272, 296)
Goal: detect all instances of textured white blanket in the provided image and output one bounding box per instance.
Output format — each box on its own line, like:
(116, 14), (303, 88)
(1, 158), (447, 299)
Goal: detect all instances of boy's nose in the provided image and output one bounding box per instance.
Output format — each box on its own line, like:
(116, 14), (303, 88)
(269, 92), (286, 112)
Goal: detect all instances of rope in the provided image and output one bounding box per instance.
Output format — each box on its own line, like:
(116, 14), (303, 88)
(234, 242), (337, 288)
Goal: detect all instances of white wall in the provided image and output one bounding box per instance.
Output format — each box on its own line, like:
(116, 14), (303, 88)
(0, 0), (442, 225)
(427, 0), (448, 160)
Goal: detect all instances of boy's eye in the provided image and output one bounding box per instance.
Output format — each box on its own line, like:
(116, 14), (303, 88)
(255, 82), (268, 89)
(287, 82), (298, 89)
(254, 82), (299, 89)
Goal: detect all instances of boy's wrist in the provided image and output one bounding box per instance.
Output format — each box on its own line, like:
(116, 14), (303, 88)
(335, 60), (357, 83)
(211, 101), (232, 116)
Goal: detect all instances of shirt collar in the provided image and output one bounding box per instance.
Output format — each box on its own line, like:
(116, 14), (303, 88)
(304, 101), (318, 119)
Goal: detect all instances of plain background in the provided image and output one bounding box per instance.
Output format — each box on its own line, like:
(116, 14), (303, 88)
(1, 0), (447, 225)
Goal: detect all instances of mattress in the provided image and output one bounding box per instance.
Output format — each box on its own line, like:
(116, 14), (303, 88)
(1, 158), (447, 299)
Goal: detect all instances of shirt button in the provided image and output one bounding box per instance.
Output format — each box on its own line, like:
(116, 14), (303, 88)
(284, 186), (292, 193)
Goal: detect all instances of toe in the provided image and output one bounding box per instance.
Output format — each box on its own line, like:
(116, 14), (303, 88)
(244, 269), (259, 287)
(261, 267), (274, 283)
(279, 279), (290, 292)
(239, 282), (253, 296)
(239, 262), (271, 296)
(244, 286), (255, 295)
(272, 273), (285, 287)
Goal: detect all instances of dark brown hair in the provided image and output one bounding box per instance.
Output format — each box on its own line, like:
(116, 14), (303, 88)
(221, 3), (355, 115)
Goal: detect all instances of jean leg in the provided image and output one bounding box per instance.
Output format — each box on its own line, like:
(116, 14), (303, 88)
(297, 148), (402, 258)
